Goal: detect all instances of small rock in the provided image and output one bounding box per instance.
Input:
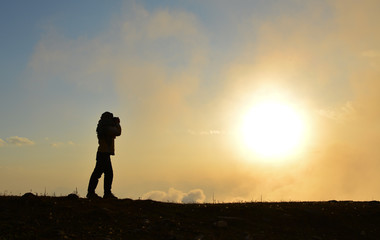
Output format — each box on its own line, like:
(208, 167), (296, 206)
(67, 193), (79, 200)
(21, 192), (37, 199)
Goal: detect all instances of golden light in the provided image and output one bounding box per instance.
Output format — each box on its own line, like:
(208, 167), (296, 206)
(239, 100), (306, 161)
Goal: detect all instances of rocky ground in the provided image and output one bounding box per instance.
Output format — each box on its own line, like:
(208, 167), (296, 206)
(1, 194), (380, 239)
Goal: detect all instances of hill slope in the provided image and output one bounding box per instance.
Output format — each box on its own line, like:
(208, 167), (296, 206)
(1, 195), (380, 239)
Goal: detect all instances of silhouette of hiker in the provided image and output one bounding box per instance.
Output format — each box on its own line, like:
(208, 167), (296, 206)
(87, 112), (121, 199)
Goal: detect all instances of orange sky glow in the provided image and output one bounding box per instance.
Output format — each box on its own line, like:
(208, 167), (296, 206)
(1, 0), (380, 202)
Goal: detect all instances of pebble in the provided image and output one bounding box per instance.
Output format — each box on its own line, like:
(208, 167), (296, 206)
(66, 193), (79, 200)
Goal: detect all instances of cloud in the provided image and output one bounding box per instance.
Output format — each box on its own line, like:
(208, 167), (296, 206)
(317, 101), (356, 122)
(25, 1), (380, 201)
(142, 188), (206, 203)
(5, 136), (35, 146)
(110, 6), (209, 130)
(187, 129), (222, 135)
(212, 0), (380, 201)
(50, 141), (75, 148)
(182, 189), (206, 203)
(28, 3), (209, 134)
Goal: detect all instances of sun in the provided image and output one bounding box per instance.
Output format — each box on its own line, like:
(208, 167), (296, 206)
(239, 100), (306, 160)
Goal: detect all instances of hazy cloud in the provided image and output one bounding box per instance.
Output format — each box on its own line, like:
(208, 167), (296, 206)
(24, 1), (380, 201)
(182, 189), (206, 203)
(187, 129), (222, 135)
(5, 136), (35, 146)
(317, 101), (356, 122)
(50, 141), (75, 148)
(214, 0), (380, 201)
(29, 3), (209, 134)
(142, 188), (206, 203)
(361, 50), (380, 58)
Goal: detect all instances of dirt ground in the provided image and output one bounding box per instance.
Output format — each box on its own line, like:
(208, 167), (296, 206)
(1, 194), (380, 239)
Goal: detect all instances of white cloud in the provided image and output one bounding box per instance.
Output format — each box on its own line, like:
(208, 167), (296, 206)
(142, 190), (167, 201)
(142, 188), (206, 203)
(182, 189), (206, 203)
(6, 136), (35, 146)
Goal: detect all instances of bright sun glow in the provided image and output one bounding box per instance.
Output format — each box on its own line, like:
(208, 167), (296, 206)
(240, 100), (306, 161)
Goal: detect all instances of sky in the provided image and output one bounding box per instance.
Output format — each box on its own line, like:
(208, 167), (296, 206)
(1, 0), (380, 202)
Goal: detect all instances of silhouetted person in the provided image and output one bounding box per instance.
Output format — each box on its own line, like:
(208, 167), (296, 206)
(87, 112), (121, 199)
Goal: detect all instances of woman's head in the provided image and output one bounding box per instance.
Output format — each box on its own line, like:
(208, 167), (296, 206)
(101, 112), (114, 121)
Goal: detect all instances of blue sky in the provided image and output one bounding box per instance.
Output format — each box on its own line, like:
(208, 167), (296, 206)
(1, 1), (120, 137)
(1, 0), (380, 202)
